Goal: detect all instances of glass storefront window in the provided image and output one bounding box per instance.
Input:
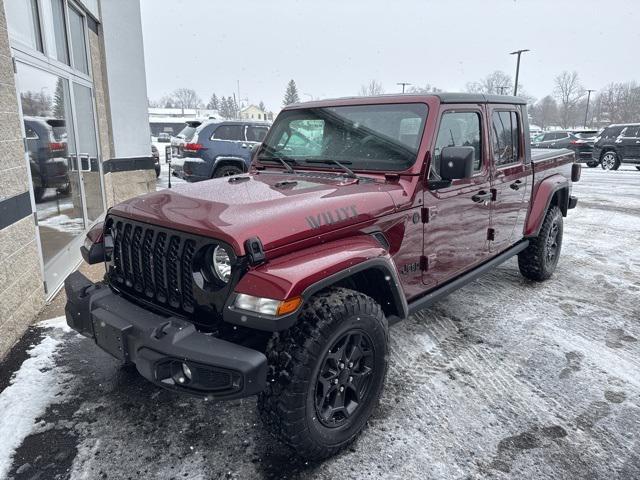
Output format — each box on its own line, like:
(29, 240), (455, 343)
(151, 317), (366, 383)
(68, 5), (89, 75)
(41, 0), (70, 65)
(5, 0), (43, 52)
(73, 83), (104, 222)
(17, 62), (85, 266)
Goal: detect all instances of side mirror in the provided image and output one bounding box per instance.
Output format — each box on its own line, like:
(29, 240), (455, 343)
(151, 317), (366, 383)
(440, 146), (474, 180)
(428, 146), (475, 190)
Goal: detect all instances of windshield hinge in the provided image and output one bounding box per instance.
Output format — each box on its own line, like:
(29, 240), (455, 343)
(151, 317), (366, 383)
(245, 236), (266, 265)
(421, 206), (436, 224)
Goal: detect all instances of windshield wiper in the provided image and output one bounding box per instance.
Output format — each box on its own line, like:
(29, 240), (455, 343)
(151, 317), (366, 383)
(256, 146), (297, 173)
(304, 159), (357, 179)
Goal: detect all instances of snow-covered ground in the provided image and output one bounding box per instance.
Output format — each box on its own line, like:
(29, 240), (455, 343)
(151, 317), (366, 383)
(0, 165), (639, 479)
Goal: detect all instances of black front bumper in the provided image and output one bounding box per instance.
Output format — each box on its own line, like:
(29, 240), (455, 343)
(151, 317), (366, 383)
(64, 271), (267, 399)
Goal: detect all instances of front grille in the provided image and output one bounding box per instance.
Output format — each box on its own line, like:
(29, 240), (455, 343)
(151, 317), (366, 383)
(107, 217), (207, 316)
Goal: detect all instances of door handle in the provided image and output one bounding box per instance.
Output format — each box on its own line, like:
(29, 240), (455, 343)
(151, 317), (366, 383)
(510, 179), (523, 190)
(472, 191), (492, 203)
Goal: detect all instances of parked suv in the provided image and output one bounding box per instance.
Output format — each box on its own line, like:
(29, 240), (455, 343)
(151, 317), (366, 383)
(68, 93), (579, 460)
(592, 123), (640, 170)
(531, 130), (598, 165)
(170, 120), (202, 179)
(24, 116), (70, 202)
(181, 120), (270, 181)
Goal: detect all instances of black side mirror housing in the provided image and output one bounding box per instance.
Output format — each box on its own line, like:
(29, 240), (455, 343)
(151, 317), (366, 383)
(439, 146), (475, 181)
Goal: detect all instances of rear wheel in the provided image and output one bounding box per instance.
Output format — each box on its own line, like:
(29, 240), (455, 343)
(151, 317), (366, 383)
(518, 206), (563, 281)
(601, 151), (620, 170)
(586, 161), (598, 168)
(257, 288), (388, 460)
(213, 164), (243, 178)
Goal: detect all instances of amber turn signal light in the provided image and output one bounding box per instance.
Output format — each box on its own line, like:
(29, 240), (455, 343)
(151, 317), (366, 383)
(277, 297), (302, 316)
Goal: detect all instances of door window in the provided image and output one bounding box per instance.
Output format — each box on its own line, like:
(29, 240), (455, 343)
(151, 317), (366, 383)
(491, 111), (520, 166)
(212, 125), (244, 140)
(431, 111), (482, 177)
(246, 125), (269, 142)
(622, 126), (640, 138)
(17, 62), (85, 266)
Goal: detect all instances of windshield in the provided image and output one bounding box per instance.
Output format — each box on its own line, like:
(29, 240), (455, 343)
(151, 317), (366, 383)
(532, 134), (545, 142)
(260, 103), (428, 172)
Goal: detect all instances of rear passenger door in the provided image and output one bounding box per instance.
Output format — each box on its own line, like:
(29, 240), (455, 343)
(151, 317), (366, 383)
(488, 108), (530, 253)
(422, 107), (492, 287)
(619, 126), (640, 160)
(210, 124), (247, 159)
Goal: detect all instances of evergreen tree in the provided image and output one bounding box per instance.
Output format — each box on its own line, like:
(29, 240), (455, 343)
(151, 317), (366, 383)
(282, 79), (300, 106)
(228, 96), (238, 118)
(207, 93), (219, 110)
(53, 78), (66, 119)
(219, 97), (230, 119)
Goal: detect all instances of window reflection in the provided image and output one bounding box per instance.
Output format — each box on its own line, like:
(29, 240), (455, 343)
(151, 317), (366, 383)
(68, 5), (89, 74)
(5, 0), (43, 52)
(17, 63), (85, 265)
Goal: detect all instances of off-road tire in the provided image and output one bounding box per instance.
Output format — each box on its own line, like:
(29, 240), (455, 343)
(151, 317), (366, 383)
(518, 205), (563, 281)
(257, 288), (388, 460)
(213, 164), (243, 178)
(600, 150), (620, 170)
(586, 161), (598, 168)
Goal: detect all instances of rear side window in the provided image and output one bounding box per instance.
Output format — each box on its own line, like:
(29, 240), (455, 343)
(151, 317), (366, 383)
(622, 126), (640, 137)
(431, 111), (482, 177)
(246, 125), (269, 142)
(491, 111), (520, 167)
(24, 123), (39, 139)
(604, 126), (624, 138)
(212, 125), (244, 141)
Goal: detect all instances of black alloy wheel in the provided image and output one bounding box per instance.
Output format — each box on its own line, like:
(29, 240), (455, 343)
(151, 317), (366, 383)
(315, 330), (375, 428)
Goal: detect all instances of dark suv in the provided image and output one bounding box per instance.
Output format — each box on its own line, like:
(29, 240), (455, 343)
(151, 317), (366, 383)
(24, 116), (70, 202)
(181, 120), (270, 181)
(531, 130), (598, 166)
(592, 123), (640, 170)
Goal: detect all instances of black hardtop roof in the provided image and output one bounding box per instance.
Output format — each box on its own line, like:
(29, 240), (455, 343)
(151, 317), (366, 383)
(435, 93), (527, 105)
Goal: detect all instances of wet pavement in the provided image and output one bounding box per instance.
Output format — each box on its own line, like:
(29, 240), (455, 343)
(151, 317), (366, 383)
(1, 165), (639, 479)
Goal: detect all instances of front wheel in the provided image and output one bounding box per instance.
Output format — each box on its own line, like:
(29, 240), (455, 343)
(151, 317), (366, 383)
(213, 164), (243, 178)
(601, 151), (620, 170)
(518, 205), (563, 281)
(257, 288), (388, 460)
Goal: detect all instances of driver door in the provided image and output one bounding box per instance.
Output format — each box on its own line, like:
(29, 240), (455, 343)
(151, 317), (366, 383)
(422, 106), (492, 287)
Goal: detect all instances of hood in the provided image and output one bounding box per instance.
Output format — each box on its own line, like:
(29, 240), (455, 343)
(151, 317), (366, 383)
(109, 172), (401, 255)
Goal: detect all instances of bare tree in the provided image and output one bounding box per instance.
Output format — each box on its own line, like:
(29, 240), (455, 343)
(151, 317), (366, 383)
(358, 80), (385, 97)
(554, 71), (585, 128)
(172, 88), (202, 113)
(466, 71), (513, 95)
(592, 82), (640, 124)
(407, 84), (442, 94)
(530, 95), (559, 130)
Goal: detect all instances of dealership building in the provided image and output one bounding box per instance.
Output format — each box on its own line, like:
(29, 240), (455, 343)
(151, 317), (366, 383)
(0, 0), (154, 357)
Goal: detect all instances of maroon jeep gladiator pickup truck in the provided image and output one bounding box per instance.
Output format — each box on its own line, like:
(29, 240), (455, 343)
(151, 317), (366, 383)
(67, 93), (580, 459)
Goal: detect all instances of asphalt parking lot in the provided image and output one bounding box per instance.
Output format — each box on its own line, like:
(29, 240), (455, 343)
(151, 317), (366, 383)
(0, 165), (639, 480)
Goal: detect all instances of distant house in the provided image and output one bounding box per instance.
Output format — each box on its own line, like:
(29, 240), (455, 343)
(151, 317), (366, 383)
(240, 104), (274, 121)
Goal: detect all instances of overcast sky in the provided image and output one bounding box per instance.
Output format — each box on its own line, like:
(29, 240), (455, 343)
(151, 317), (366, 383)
(140, 0), (639, 112)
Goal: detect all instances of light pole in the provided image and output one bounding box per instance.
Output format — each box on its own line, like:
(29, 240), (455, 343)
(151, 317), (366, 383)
(509, 49), (529, 96)
(397, 82), (411, 93)
(583, 89), (596, 128)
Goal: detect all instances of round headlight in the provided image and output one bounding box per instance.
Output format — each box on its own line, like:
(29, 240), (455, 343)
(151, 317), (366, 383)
(212, 245), (232, 283)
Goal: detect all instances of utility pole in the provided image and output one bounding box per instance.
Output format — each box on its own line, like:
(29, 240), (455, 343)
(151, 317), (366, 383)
(510, 49), (529, 96)
(583, 89), (596, 128)
(397, 82), (411, 93)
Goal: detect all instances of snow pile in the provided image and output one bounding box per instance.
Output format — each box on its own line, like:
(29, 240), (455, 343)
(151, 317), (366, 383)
(38, 315), (73, 333)
(39, 214), (85, 234)
(0, 335), (65, 478)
